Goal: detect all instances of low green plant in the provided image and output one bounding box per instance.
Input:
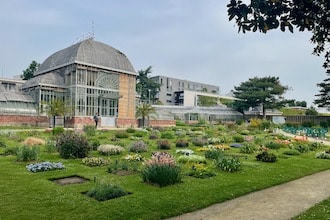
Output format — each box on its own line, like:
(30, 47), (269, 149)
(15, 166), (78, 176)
(107, 159), (139, 173)
(45, 139), (57, 153)
(214, 155), (241, 172)
(0, 138), (6, 148)
(52, 127), (64, 135)
(157, 140), (171, 150)
(17, 145), (39, 162)
(56, 132), (90, 159)
(177, 155), (207, 164)
(83, 125), (96, 136)
(82, 157), (109, 167)
(187, 163), (216, 179)
(176, 149), (194, 156)
(160, 131), (175, 139)
(232, 135), (244, 143)
(149, 133), (159, 140)
(240, 143), (258, 154)
(264, 141), (283, 150)
(3, 147), (19, 155)
(282, 150), (301, 156)
(256, 151), (277, 162)
(88, 138), (100, 151)
(129, 141), (148, 153)
(126, 128), (135, 133)
(192, 138), (208, 147)
(295, 145), (310, 154)
(86, 183), (128, 201)
(114, 131), (129, 139)
(204, 150), (223, 160)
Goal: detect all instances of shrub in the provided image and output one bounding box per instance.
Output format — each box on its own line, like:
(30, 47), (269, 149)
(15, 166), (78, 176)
(264, 142), (282, 150)
(52, 127), (64, 135)
(26, 162), (64, 172)
(0, 138), (6, 148)
(88, 138), (100, 151)
(17, 145), (39, 162)
(83, 125), (96, 136)
(3, 147), (19, 155)
(114, 131), (129, 139)
(123, 154), (144, 162)
(82, 157), (109, 167)
(204, 150), (223, 160)
(177, 155), (207, 164)
(98, 144), (124, 156)
(126, 128), (136, 133)
(133, 131), (145, 138)
(256, 151), (277, 162)
(86, 183), (128, 201)
(192, 138), (208, 147)
(282, 150), (300, 156)
(45, 139), (57, 153)
(141, 152), (181, 187)
(315, 151), (330, 159)
(175, 139), (189, 148)
(295, 145), (310, 154)
(187, 163), (216, 179)
(149, 133), (159, 140)
(240, 143), (258, 154)
(232, 135), (244, 143)
(214, 155), (241, 172)
(56, 132), (90, 159)
(129, 141), (148, 153)
(160, 131), (175, 139)
(308, 142), (325, 151)
(157, 140), (171, 150)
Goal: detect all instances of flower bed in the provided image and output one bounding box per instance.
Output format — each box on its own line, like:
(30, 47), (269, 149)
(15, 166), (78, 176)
(26, 162), (65, 173)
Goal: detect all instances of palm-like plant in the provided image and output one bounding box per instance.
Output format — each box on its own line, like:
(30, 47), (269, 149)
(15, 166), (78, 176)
(136, 103), (155, 127)
(44, 98), (71, 127)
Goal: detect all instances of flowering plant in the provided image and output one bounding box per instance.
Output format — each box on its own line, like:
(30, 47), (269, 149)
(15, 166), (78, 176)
(144, 152), (176, 166)
(123, 154), (144, 161)
(82, 157), (109, 167)
(176, 149), (194, 156)
(26, 162), (64, 173)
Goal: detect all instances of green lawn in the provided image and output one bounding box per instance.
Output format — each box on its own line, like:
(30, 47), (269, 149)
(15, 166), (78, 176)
(0, 125), (329, 220)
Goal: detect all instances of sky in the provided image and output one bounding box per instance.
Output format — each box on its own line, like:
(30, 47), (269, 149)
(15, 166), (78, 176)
(0, 0), (326, 106)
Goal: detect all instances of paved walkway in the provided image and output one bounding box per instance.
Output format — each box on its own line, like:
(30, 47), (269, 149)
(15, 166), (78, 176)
(168, 131), (330, 220)
(168, 169), (330, 220)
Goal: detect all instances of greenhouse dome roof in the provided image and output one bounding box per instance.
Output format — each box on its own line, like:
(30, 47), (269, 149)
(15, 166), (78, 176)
(36, 38), (135, 75)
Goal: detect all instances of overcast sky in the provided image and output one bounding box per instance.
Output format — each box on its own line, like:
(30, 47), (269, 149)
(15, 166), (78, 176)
(0, 0), (326, 106)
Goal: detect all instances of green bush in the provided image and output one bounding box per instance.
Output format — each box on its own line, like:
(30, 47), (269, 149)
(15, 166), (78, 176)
(177, 155), (207, 164)
(45, 139), (57, 153)
(83, 125), (96, 136)
(52, 127), (64, 135)
(56, 132), (90, 159)
(315, 151), (330, 159)
(204, 150), (223, 160)
(232, 135), (244, 143)
(133, 131), (145, 137)
(126, 128), (136, 133)
(114, 131), (129, 139)
(129, 141), (148, 153)
(107, 160), (139, 173)
(214, 155), (241, 172)
(17, 145), (39, 162)
(86, 183), (128, 201)
(88, 138), (100, 151)
(157, 140), (171, 150)
(295, 145), (310, 154)
(149, 133), (159, 140)
(264, 142), (282, 150)
(256, 151), (277, 162)
(160, 131), (175, 139)
(175, 139), (189, 148)
(141, 164), (181, 187)
(0, 138), (6, 148)
(187, 163), (216, 179)
(240, 143), (258, 154)
(282, 150), (300, 156)
(3, 147), (19, 156)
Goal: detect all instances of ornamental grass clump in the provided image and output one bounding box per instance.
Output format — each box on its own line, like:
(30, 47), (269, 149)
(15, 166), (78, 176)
(98, 144), (124, 156)
(86, 183), (129, 202)
(17, 145), (39, 162)
(141, 152), (181, 187)
(129, 141), (148, 153)
(56, 132), (90, 159)
(82, 157), (109, 167)
(26, 161), (65, 172)
(157, 140), (171, 150)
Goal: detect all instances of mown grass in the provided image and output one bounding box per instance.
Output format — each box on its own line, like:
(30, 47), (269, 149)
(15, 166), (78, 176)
(293, 197), (330, 219)
(0, 126), (329, 220)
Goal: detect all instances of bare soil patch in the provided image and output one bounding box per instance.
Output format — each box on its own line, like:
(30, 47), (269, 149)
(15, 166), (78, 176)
(51, 175), (89, 185)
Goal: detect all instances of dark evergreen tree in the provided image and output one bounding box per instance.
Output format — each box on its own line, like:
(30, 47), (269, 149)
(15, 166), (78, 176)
(314, 78), (330, 109)
(136, 66), (160, 104)
(22, 61), (39, 80)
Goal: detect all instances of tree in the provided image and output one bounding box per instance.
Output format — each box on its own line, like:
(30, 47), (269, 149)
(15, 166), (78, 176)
(314, 78), (330, 109)
(44, 98), (71, 127)
(198, 96), (218, 106)
(136, 103), (155, 127)
(22, 61), (39, 80)
(136, 66), (160, 104)
(233, 76), (288, 118)
(227, 0), (330, 71)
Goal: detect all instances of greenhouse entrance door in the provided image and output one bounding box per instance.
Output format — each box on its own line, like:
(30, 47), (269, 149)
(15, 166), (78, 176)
(100, 98), (118, 127)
